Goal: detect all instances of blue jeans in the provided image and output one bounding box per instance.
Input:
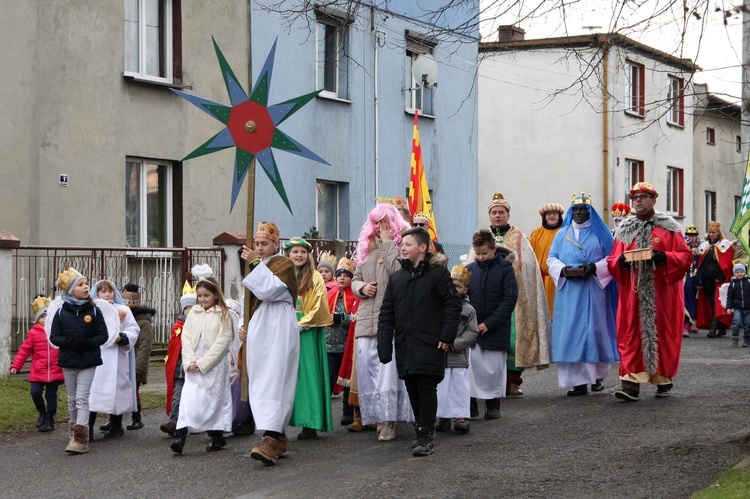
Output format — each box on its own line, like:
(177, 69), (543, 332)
(731, 309), (750, 344)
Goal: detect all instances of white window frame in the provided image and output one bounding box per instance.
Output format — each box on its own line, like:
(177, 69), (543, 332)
(705, 190), (716, 231)
(624, 60), (645, 117)
(624, 158), (644, 203)
(126, 158), (174, 248)
(315, 15), (348, 100)
(667, 75), (685, 127)
(405, 51), (435, 116)
(124, 0), (173, 84)
(666, 166), (683, 216)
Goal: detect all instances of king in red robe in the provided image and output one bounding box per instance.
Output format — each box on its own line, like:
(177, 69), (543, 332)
(695, 220), (735, 335)
(606, 183), (691, 401)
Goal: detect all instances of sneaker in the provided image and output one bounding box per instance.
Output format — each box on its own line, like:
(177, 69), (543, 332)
(484, 409), (501, 420)
(412, 427), (434, 457)
(250, 436), (282, 465)
(277, 434), (289, 459)
(377, 422), (396, 441)
(160, 421), (177, 437)
(655, 383), (673, 398)
(452, 418), (470, 434)
(567, 385), (588, 396)
(614, 387), (640, 401)
(206, 434), (227, 452)
(434, 418), (451, 433)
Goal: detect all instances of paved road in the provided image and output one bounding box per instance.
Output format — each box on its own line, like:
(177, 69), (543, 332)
(3, 332), (750, 499)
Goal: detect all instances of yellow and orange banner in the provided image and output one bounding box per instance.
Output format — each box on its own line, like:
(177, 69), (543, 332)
(408, 110), (438, 241)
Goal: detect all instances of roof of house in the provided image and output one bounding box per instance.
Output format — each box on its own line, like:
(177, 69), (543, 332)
(480, 33), (700, 73)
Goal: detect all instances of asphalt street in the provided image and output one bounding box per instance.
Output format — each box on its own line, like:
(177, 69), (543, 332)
(3, 331), (750, 499)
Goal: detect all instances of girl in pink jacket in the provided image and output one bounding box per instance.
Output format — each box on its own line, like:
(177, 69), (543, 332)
(10, 296), (65, 432)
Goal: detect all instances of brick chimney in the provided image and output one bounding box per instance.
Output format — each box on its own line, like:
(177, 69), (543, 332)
(497, 25), (525, 42)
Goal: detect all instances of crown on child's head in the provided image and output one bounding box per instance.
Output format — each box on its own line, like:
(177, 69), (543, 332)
(255, 221), (280, 243)
(336, 257), (356, 276)
(685, 225), (699, 236)
(57, 268), (84, 295)
(611, 202), (631, 218)
(180, 280), (197, 310)
(571, 192), (592, 205)
(450, 264), (472, 285)
(32, 295), (51, 322)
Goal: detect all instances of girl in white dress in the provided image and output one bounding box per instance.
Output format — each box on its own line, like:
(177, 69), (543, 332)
(171, 275), (234, 454)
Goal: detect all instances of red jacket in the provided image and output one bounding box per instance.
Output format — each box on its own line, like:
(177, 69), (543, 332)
(164, 319), (184, 415)
(10, 323), (65, 383)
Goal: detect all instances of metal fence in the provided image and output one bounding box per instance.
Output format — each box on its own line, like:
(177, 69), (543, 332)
(11, 246), (225, 348)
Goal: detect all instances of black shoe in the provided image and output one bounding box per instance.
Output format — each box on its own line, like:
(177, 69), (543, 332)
(655, 383), (673, 398)
(707, 330), (717, 338)
(39, 413), (55, 432)
(233, 420), (256, 435)
(614, 387), (640, 401)
(104, 415), (124, 438)
(99, 420), (112, 432)
(412, 427), (435, 457)
(469, 398), (479, 419)
(717, 329), (727, 337)
(36, 412), (46, 429)
(206, 431), (227, 452)
(127, 411), (144, 431)
(591, 379), (605, 392)
(171, 429), (188, 454)
(567, 385), (588, 396)
(484, 398), (501, 420)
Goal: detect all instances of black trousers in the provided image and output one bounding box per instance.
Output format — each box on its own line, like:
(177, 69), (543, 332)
(30, 381), (61, 414)
(404, 374), (442, 429)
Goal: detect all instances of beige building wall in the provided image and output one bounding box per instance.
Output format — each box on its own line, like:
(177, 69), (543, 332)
(0, 1), (249, 247)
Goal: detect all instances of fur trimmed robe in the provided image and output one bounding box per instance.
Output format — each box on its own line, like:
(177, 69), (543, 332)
(606, 213), (692, 378)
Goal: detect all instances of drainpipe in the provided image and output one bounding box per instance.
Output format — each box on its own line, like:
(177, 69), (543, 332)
(374, 28), (385, 198)
(600, 36), (610, 224)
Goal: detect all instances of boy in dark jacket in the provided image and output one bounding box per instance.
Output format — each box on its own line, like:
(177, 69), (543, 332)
(121, 284), (155, 430)
(727, 263), (750, 347)
(466, 229), (518, 420)
(378, 228), (462, 457)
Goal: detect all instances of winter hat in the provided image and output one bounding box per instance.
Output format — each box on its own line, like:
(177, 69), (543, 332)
(317, 252), (336, 275)
(32, 295), (51, 323)
(57, 268), (84, 295)
(180, 280), (197, 311)
(121, 283), (141, 307)
(734, 263), (746, 275)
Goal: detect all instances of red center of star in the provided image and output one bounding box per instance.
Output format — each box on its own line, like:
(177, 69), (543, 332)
(226, 100), (275, 154)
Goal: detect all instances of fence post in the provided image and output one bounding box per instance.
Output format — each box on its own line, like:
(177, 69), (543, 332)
(212, 232), (247, 302)
(0, 231), (21, 378)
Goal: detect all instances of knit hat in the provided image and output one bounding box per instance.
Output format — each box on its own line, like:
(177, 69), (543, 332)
(32, 295), (51, 323)
(734, 263), (746, 275)
(180, 280), (197, 311)
(57, 268), (85, 295)
(335, 257), (356, 278)
(317, 252), (336, 275)
(121, 284), (141, 307)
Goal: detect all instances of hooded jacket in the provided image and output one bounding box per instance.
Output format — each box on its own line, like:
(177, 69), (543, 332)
(49, 300), (109, 369)
(11, 323), (65, 383)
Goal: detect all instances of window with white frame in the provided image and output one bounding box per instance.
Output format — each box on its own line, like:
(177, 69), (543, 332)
(316, 13), (349, 99)
(405, 33), (436, 115)
(125, 0), (174, 83)
(126, 158), (174, 247)
(625, 60), (645, 116)
(316, 181), (340, 239)
(624, 158), (645, 203)
(705, 190), (717, 230)
(666, 166), (684, 216)
(667, 75), (685, 126)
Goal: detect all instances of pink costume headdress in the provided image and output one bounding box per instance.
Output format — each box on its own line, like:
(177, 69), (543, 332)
(356, 203), (411, 265)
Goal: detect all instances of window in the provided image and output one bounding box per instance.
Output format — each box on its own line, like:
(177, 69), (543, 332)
(125, 0), (175, 83)
(706, 128), (715, 145)
(316, 13), (349, 99)
(666, 167), (684, 216)
(625, 60), (645, 116)
(126, 158), (176, 247)
(316, 181), (349, 239)
(667, 75), (685, 126)
(705, 191), (717, 230)
(405, 33), (437, 115)
(736, 196), (742, 217)
(624, 158), (645, 203)
(737, 135), (742, 153)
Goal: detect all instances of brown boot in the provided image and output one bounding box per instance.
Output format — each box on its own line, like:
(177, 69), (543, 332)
(250, 436), (283, 465)
(66, 421), (75, 450)
(347, 408), (365, 432)
(277, 433), (289, 459)
(65, 424), (90, 454)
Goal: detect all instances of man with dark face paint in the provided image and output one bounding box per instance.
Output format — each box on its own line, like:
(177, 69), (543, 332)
(547, 194), (618, 396)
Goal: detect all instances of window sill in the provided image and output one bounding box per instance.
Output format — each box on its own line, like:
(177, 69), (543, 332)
(707, 142), (715, 146)
(665, 212), (684, 219)
(624, 109), (645, 119)
(666, 120), (685, 129)
(316, 92), (351, 104)
(405, 108), (435, 119)
(125, 249), (178, 259)
(124, 74), (192, 90)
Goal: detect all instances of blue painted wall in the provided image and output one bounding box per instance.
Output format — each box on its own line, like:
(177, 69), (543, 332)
(248, 1), (479, 248)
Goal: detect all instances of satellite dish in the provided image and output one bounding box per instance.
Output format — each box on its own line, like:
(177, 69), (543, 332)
(412, 54), (438, 88)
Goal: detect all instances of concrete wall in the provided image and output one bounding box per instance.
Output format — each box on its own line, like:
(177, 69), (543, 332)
(478, 43), (694, 234)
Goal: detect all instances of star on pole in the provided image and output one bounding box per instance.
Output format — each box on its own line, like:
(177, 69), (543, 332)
(172, 37), (328, 213)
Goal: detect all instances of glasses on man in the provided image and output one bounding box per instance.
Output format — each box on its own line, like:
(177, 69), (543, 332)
(413, 222), (427, 227)
(631, 194), (652, 201)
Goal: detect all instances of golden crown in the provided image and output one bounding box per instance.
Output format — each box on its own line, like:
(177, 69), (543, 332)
(255, 221), (280, 243)
(611, 202), (631, 218)
(182, 280), (197, 296)
(488, 192), (510, 212)
(413, 212), (430, 220)
(57, 268), (83, 294)
(708, 220), (722, 231)
(571, 192), (592, 205)
(685, 225), (699, 235)
(32, 296), (51, 316)
(319, 251), (337, 266)
(450, 264), (472, 284)
(336, 257), (356, 275)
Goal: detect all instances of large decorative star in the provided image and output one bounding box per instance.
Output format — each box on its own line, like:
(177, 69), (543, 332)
(172, 38), (328, 213)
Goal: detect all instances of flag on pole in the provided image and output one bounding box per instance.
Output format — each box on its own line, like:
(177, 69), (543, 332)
(408, 110), (439, 241)
(730, 152), (750, 256)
